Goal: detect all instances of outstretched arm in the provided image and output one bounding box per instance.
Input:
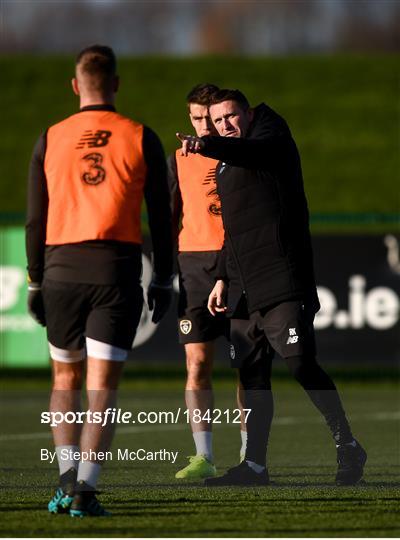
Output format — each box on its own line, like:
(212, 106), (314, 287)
(176, 130), (287, 169)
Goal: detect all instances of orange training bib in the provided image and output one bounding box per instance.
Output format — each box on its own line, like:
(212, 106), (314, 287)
(175, 151), (224, 251)
(44, 110), (146, 245)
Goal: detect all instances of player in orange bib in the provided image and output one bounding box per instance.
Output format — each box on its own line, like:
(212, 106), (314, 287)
(26, 45), (173, 516)
(169, 84), (247, 479)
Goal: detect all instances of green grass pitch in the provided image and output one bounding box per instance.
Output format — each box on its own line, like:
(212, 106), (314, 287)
(0, 377), (399, 537)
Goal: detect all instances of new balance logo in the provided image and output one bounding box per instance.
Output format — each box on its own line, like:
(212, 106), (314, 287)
(286, 327), (299, 345)
(76, 130), (112, 149)
(202, 167), (217, 185)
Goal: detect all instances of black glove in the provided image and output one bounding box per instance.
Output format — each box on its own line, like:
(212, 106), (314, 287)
(147, 276), (173, 324)
(27, 283), (46, 326)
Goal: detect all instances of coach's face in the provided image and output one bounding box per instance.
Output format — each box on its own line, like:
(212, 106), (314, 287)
(189, 103), (217, 137)
(209, 100), (254, 138)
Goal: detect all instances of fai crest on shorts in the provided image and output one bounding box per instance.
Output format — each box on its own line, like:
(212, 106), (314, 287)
(180, 319), (192, 335)
(230, 344), (236, 360)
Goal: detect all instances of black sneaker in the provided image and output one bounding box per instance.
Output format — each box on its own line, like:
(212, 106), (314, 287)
(336, 440), (367, 486)
(205, 461), (269, 486)
(48, 467), (77, 514)
(70, 480), (111, 517)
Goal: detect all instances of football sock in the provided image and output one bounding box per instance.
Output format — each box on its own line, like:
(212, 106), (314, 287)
(239, 359), (273, 468)
(77, 461), (101, 489)
(246, 460), (265, 473)
(240, 430), (247, 456)
(193, 431), (213, 461)
(285, 355), (354, 445)
(242, 389), (273, 467)
(56, 445), (79, 475)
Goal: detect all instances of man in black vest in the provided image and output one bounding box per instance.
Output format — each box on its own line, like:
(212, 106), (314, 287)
(177, 88), (366, 486)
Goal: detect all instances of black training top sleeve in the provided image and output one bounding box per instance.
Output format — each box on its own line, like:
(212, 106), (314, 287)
(143, 126), (173, 282)
(25, 132), (49, 283)
(167, 153), (182, 247)
(200, 134), (286, 169)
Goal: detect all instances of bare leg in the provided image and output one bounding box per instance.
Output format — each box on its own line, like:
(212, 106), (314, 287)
(50, 359), (84, 447)
(80, 357), (125, 457)
(184, 342), (215, 462)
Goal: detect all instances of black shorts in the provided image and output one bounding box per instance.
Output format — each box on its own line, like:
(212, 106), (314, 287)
(177, 251), (228, 344)
(230, 300), (316, 368)
(42, 278), (143, 356)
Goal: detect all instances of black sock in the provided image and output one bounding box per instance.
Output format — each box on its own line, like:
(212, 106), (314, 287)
(285, 355), (353, 445)
(239, 358), (273, 467)
(243, 389), (273, 466)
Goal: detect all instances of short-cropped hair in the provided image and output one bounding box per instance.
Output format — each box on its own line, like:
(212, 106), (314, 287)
(76, 45), (117, 89)
(186, 83), (220, 106)
(209, 89), (250, 111)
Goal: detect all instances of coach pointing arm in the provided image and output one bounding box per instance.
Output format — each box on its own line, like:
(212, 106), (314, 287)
(176, 101), (288, 168)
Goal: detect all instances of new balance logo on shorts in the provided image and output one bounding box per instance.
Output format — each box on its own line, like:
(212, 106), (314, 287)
(286, 327), (299, 345)
(180, 319), (192, 335)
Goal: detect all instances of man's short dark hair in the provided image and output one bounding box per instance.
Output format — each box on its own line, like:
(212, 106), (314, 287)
(186, 83), (220, 106)
(76, 45), (117, 90)
(209, 89), (250, 111)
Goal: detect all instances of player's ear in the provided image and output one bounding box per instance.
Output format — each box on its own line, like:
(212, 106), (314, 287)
(71, 78), (80, 96)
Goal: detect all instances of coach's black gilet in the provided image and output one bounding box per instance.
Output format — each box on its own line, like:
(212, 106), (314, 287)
(201, 103), (320, 316)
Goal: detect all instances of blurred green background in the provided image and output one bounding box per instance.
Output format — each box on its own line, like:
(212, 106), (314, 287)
(1, 55), (399, 232)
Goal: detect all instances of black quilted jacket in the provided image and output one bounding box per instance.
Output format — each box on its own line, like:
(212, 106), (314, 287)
(201, 103), (320, 316)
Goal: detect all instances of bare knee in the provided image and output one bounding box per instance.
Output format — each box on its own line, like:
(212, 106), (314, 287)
(52, 361), (84, 390)
(86, 357), (124, 391)
(185, 343), (213, 390)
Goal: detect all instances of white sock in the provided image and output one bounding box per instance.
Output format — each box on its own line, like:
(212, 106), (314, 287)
(240, 430), (247, 457)
(193, 431), (213, 461)
(246, 460), (265, 473)
(77, 461), (102, 489)
(55, 445), (79, 475)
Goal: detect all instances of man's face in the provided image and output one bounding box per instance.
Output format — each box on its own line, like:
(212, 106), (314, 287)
(209, 100), (253, 138)
(189, 103), (217, 137)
